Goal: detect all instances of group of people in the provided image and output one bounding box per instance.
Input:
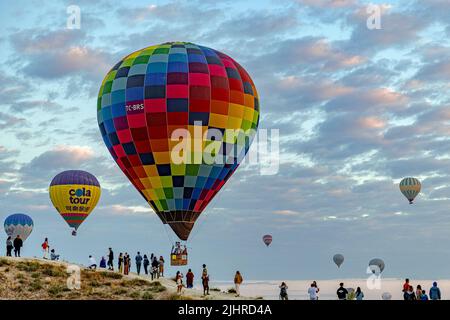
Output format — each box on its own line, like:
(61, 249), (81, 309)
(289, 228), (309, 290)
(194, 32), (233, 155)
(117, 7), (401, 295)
(5, 236), (59, 260)
(88, 248), (165, 279)
(41, 238), (59, 260)
(402, 279), (441, 300)
(336, 283), (364, 300)
(5, 235), (22, 257)
(175, 264), (218, 296)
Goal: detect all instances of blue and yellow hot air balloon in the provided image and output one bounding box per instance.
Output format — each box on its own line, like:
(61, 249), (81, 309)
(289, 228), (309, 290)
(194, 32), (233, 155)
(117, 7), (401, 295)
(49, 170), (101, 235)
(399, 177), (421, 204)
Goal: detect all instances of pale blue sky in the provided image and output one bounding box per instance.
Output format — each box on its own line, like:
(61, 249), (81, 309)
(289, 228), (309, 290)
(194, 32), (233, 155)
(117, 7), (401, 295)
(1, 0), (450, 281)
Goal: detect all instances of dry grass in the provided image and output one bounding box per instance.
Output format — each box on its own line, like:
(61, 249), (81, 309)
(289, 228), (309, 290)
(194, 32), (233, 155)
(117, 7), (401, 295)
(0, 258), (173, 300)
(0, 258), (248, 300)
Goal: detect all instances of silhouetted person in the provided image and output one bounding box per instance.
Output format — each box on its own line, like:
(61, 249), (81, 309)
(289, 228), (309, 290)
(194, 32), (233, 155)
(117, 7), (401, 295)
(151, 256), (159, 280)
(201, 264), (209, 295)
(135, 252), (143, 275)
(13, 235), (22, 257)
(107, 248), (114, 270)
(186, 269), (194, 288)
(337, 283), (348, 300)
(159, 256), (165, 277)
(100, 256), (107, 268)
(143, 254), (150, 275)
(6, 236), (13, 256)
(279, 282), (288, 300)
(118, 253), (123, 273)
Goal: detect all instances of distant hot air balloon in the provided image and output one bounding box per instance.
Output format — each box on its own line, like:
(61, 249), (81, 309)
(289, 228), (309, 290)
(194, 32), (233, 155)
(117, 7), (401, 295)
(97, 42), (259, 245)
(369, 258), (385, 274)
(382, 292), (392, 300)
(49, 170), (101, 235)
(333, 254), (344, 268)
(399, 177), (421, 204)
(4, 213), (33, 241)
(262, 235), (272, 247)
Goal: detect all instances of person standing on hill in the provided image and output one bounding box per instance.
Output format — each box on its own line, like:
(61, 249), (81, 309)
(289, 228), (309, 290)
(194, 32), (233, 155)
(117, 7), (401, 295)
(234, 271), (243, 297)
(151, 256), (159, 280)
(176, 271), (183, 294)
(135, 252), (143, 275)
(42, 238), (49, 259)
(402, 278), (410, 300)
(159, 256), (165, 277)
(6, 236), (13, 256)
(118, 253), (123, 273)
(186, 269), (194, 288)
(201, 264), (210, 296)
(124, 253), (129, 275)
(336, 283), (348, 300)
(143, 254), (150, 275)
(107, 248), (114, 271)
(13, 235), (22, 257)
(429, 282), (441, 300)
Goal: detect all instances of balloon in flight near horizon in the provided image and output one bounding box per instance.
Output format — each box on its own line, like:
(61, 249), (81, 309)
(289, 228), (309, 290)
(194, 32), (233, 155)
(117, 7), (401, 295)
(333, 254), (344, 268)
(262, 235), (272, 246)
(399, 177), (421, 204)
(49, 170), (101, 235)
(97, 42), (260, 241)
(4, 213), (33, 241)
(369, 258), (385, 274)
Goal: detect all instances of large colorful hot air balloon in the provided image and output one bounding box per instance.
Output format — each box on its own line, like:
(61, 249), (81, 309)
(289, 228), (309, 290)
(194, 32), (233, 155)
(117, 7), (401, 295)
(49, 170), (101, 235)
(399, 177), (421, 204)
(97, 42), (259, 241)
(262, 234), (272, 247)
(333, 254), (344, 268)
(4, 213), (34, 241)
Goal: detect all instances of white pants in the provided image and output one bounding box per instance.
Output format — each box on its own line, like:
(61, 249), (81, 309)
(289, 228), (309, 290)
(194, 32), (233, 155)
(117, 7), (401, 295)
(235, 284), (240, 295)
(43, 248), (49, 259)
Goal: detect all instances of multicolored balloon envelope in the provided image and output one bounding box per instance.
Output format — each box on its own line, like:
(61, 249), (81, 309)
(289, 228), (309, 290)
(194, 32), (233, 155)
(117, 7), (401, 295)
(49, 170), (101, 234)
(262, 234), (272, 246)
(97, 42), (260, 240)
(399, 177), (421, 204)
(4, 213), (34, 241)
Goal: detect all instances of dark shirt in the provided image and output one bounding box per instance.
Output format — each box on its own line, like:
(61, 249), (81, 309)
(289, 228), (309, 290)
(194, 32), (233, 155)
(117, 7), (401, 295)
(337, 287), (348, 299)
(186, 272), (194, 284)
(13, 238), (23, 248)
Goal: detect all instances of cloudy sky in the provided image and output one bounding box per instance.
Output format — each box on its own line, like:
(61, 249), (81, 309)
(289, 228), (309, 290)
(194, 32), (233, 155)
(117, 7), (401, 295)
(1, 0), (450, 283)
